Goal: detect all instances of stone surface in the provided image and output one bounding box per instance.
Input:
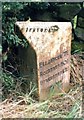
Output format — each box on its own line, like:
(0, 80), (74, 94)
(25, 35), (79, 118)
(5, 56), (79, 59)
(75, 27), (84, 41)
(32, 11), (57, 22)
(16, 22), (72, 101)
(78, 8), (84, 18)
(77, 17), (84, 28)
(57, 4), (81, 20)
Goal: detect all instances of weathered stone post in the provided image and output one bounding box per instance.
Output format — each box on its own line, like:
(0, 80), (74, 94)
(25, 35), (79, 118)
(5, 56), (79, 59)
(15, 22), (72, 101)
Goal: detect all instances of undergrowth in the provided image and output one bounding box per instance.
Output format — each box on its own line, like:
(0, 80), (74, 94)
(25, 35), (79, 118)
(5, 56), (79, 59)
(1, 54), (83, 118)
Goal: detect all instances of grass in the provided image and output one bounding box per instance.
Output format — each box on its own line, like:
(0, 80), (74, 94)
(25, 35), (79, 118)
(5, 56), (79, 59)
(1, 82), (82, 118)
(1, 54), (83, 118)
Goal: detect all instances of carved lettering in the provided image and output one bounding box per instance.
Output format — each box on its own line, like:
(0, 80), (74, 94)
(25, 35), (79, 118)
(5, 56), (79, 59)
(29, 28), (32, 32)
(33, 28), (35, 32)
(40, 67), (68, 85)
(50, 25), (59, 32)
(40, 28), (43, 32)
(26, 27), (28, 32)
(39, 50), (68, 68)
(37, 28), (39, 32)
(25, 25), (59, 33)
(40, 59), (68, 76)
(39, 50), (69, 87)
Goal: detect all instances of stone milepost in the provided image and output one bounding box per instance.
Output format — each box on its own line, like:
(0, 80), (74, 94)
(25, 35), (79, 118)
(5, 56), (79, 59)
(16, 22), (72, 101)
